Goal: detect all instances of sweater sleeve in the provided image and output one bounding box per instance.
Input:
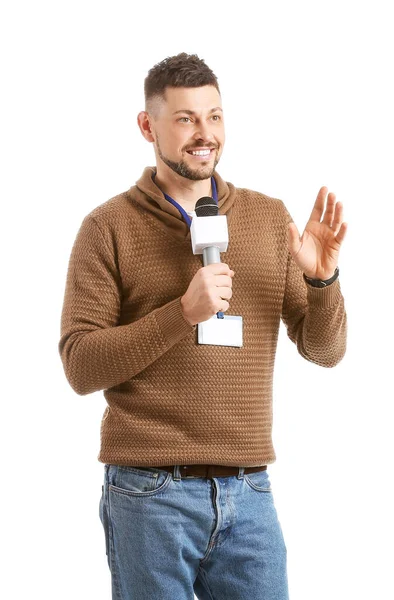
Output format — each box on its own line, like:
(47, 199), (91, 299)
(279, 202), (347, 368)
(58, 215), (195, 395)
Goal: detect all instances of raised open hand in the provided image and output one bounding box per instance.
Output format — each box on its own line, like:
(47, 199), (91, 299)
(287, 186), (348, 280)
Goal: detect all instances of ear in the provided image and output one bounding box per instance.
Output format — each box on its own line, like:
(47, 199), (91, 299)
(137, 111), (155, 143)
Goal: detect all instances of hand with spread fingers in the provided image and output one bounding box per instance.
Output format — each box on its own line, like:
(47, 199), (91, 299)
(287, 186), (348, 280)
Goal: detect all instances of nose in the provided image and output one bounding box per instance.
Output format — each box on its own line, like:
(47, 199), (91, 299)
(192, 121), (214, 144)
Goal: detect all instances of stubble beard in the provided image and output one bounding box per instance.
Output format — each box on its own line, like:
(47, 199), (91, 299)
(156, 134), (220, 181)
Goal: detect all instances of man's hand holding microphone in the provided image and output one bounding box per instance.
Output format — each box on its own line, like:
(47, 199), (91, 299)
(180, 264), (235, 327)
(180, 195), (233, 327)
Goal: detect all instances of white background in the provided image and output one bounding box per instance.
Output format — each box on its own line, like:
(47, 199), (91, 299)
(1, 1), (393, 598)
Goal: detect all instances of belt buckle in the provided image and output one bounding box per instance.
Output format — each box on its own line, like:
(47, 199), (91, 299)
(182, 465), (213, 479)
(181, 465), (198, 479)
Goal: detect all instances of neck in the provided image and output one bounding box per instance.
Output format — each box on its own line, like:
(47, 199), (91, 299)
(154, 165), (212, 212)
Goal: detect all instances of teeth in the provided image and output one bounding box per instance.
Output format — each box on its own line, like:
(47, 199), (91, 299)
(190, 150), (211, 156)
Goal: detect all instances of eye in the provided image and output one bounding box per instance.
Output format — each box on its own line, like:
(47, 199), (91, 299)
(178, 117), (191, 123)
(211, 115), (222, 121)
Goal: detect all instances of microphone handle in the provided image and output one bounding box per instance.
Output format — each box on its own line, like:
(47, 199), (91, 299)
(203, 246), (224, 319)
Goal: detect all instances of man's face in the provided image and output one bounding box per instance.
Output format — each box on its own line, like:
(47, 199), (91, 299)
(148, 85), (225, 181)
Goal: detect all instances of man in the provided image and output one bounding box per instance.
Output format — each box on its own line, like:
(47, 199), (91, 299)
(59, 53), (347, 600)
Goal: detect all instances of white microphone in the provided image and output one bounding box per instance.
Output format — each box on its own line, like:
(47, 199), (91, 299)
(191, 197), (228, 263)
(190, 197), (229, 318)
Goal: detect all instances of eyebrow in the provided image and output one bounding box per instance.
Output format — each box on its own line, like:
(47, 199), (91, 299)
(172, 107), (223, 115)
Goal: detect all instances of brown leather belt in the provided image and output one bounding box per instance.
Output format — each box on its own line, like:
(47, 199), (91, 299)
(155, 464), (267, 478)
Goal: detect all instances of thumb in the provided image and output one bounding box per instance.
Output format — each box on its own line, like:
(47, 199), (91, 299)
(288, 222), (302, 256)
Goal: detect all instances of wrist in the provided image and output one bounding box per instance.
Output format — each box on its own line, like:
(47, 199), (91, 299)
(180, 295), (194, 326)
(303, 267), (339, 288)
(304, 270), (335, 280)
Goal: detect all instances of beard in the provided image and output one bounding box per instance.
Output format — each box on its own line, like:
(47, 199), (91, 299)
(156, 134), (220, 181)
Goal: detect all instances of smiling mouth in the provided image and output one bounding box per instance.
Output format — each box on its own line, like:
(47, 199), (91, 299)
(186, 148), (216, 158)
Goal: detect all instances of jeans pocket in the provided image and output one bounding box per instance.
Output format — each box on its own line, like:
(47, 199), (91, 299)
(99, 485), (111, 567)
(244, 470), (273, 492)
(108, 465), (172, 497)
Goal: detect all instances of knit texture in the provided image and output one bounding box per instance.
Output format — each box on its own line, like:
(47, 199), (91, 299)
(58, 167), (347, 467)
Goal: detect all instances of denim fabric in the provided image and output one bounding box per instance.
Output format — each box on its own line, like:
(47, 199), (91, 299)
(99, 464), (289, 599)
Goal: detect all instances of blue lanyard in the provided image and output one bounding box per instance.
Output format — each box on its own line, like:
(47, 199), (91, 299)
(152, 173), (218, 228)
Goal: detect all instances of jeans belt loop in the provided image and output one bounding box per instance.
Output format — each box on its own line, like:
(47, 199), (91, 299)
(172, 465), (181, 481)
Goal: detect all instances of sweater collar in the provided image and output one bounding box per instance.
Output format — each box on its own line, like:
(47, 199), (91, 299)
(131, 166), (236, 243)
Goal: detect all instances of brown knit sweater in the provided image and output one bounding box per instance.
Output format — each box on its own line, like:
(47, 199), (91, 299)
(58, 167), (347, 467)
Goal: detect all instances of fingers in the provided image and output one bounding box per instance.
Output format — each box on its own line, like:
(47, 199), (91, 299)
(321, 192), (337, 227)
(214, 274), (234, 287)
(309, 188), (345, 236)
(217, 286), (233, 300)
(335, 222), (348, 245)
(309, 186), (328, 223)
(329, 200), (347, 245)
(309, 186), (337, 227)
(219, 300), (230, 312)
(203, 266), (234, 308)
(331, 201), (343, 234)
(204, 263), (234, 276)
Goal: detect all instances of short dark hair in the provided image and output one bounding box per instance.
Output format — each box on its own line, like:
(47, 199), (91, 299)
(144, 52), (220, 116)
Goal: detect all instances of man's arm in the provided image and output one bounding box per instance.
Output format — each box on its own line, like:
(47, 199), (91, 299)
(58, 215), (194, 395)
(280, 247), (347, 367)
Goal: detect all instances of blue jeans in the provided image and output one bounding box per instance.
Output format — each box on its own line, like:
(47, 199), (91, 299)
(99, 464), (289, 599)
